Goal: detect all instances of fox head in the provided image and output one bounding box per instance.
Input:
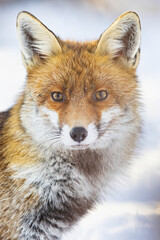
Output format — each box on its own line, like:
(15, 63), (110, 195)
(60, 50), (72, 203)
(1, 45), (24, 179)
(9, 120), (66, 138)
(17, 11), (141, 151)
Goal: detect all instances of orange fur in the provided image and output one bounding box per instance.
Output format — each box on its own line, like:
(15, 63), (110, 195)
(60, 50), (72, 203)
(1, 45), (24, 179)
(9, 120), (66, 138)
(0, 11), (141, 240)
(25, 42), (139, 129)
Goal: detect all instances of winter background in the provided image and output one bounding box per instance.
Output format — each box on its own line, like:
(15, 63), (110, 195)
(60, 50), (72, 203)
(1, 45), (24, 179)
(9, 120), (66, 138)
(0, 0), (160, 239)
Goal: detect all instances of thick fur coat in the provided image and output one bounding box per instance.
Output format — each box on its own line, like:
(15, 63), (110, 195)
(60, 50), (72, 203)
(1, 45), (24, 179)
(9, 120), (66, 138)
(0, 11), (141, 240)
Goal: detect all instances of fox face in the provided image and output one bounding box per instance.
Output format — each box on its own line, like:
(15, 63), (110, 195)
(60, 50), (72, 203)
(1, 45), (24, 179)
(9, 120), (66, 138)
(17, 12), (141, 151)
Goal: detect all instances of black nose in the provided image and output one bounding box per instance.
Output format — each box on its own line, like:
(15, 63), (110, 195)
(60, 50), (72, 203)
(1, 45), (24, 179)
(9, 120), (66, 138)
(70, 127), (88, 143)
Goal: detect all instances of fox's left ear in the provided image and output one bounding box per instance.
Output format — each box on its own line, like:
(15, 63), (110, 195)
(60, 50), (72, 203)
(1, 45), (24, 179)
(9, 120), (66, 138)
(95, 11), (141, 68)
(17, 11), (62, 68)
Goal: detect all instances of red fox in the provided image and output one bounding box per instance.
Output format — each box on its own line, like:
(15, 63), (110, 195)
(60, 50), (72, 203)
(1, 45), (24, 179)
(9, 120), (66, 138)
(0, 11), (141, 240)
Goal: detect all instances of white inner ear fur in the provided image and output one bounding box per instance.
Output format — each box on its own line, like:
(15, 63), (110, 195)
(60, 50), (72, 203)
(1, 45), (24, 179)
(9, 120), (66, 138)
(95, 12), (141, 66)
(17, 12), (62, 65)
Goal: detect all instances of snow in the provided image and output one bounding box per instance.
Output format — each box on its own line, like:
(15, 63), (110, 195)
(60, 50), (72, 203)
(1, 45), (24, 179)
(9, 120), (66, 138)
(0, 0), (160, 239)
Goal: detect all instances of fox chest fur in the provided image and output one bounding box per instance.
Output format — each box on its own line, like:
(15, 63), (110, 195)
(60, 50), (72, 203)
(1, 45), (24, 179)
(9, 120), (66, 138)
(0, 11), (141, 240)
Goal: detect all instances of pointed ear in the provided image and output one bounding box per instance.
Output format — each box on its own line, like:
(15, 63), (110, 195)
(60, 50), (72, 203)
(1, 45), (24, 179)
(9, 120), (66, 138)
(17, 11), (62, 67)
(95, 12), (141, 68)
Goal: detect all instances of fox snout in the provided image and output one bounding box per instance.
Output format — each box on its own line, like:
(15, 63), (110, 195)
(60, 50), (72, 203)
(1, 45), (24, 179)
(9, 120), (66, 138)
(61, 123), (98, 149)
(70, 127), (88, 143)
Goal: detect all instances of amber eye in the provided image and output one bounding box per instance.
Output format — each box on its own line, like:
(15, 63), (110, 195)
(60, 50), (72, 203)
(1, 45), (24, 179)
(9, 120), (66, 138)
(51, 92), (65, 102)
(93, 90), (108, 101)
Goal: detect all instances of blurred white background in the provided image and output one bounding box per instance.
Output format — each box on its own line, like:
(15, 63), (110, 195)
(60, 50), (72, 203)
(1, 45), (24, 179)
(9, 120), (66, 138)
(0, 0), (160, 239)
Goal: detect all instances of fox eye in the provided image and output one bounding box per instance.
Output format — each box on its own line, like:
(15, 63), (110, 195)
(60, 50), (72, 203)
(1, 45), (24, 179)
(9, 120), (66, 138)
(51, 92), (65, 102)
(93, 90), (108, 101)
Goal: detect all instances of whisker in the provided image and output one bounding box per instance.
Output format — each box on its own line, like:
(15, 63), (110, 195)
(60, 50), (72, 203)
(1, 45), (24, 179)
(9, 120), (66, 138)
(40, 135), (61, 143)
(98, 115), (136, 136)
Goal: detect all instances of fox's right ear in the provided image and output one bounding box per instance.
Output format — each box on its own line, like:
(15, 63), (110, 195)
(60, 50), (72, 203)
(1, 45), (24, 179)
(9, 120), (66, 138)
(17, 11), (62, 68)
(95, 12), (141, 68)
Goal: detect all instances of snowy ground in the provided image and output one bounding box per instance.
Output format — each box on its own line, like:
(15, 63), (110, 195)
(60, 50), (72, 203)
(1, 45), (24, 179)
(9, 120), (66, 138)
(0, 0), (160, 239)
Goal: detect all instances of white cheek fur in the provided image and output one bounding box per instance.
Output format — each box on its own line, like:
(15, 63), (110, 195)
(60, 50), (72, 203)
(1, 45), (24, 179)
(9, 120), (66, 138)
(20, 103), (61, 149)
(41, 107), (59, 128)
(101, 106), (121, 125)
(92, 105), (138, 149)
